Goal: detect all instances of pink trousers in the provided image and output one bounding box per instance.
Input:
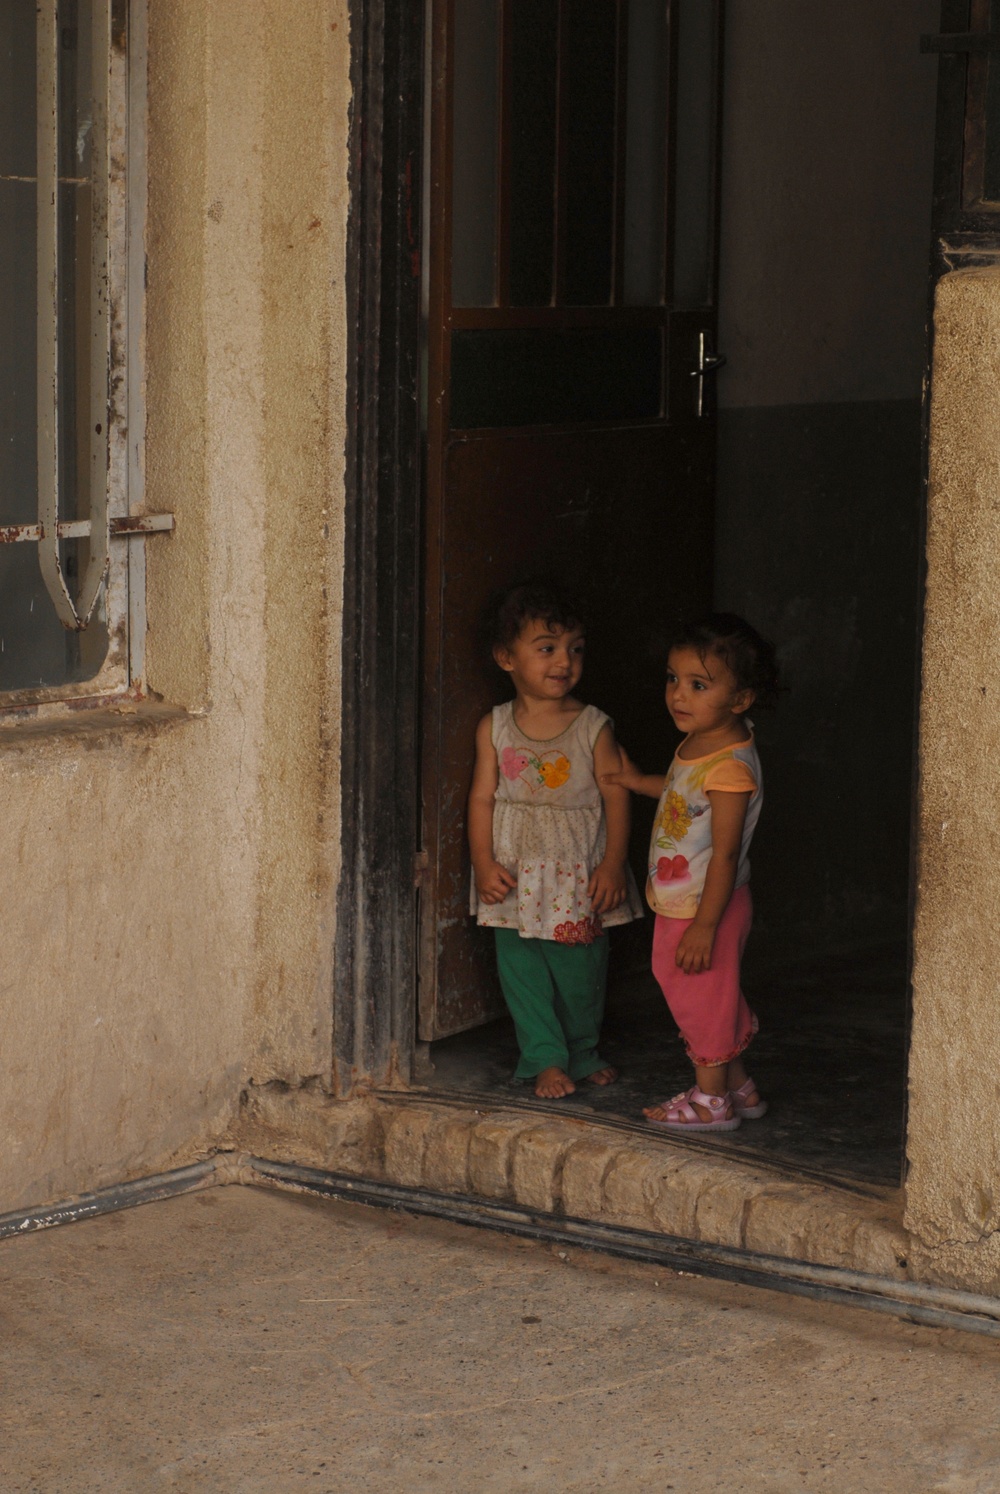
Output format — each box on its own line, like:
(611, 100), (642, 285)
(651, 884), (757, 1068)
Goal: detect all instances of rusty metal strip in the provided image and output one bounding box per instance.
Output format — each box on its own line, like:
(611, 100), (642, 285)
(0, 522), (85, 544)
(110, 514), (174, 535)
(0, 1160), (218, 1241)
(0, 515), (173, 544)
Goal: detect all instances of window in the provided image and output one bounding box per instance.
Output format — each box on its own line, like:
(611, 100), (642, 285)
(0, 0), (167, 702)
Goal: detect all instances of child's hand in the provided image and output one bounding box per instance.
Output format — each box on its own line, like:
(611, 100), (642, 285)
(600, 747), (645, 794)
(475, 860), (517, 905)
(588, 858), (627, 916)
(675, 922), (716, 974)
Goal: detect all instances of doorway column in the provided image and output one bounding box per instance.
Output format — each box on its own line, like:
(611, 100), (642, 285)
(908, 265), (1000, 1290)
(334, 0), (424, 1093)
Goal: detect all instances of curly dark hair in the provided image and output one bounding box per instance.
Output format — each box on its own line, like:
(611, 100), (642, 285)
(487, 581), (586, 653)
(670, 612), (780, 708)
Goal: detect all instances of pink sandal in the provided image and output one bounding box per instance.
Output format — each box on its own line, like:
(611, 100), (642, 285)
(730, 1078), (768, 1119)
(645, 1086), (741, 1132)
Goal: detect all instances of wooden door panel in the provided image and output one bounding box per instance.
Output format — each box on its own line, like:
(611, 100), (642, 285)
(419, 417), (714, 1041)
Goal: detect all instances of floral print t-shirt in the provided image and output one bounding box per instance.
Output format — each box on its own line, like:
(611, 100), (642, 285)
(647, 729), (762, 919)
(471, 701), (643, 944)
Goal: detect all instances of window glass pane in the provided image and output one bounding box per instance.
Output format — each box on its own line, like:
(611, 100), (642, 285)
(562, 0), (617, 306)
(508, 0), (558, 306)
(0, 174), (36, 526)
(0, 3), (34, 178)
(0, 11), (36, 527)
(451, 0), (499, 306)
(0, 0), (108, 691)
(450, 327), (662, 427)
(623, 0), (668, 304)
(0, 550), (96, 692)
(671, 0), (717, 307)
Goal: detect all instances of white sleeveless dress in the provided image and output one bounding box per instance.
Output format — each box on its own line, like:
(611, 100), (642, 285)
(471, 701), (644, 944)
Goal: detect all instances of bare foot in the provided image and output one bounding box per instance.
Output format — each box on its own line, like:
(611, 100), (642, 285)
(535, 1066), (576, 1098)
(583, 1066), (618, 1086)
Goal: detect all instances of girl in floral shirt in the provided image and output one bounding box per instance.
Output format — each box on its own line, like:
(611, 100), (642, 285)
(469, 583), (643, 1099)
(607, 613), (779, 1131)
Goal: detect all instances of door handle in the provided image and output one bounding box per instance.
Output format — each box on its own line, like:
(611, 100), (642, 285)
(691, 331), (726, 418)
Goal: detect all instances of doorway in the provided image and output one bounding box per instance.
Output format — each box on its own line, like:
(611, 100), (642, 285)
(418, 0), (722, 1046)
(413, 0), (939, 1189)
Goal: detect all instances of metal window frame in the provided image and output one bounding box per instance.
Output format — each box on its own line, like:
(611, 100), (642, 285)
(0, 0), (170, 710)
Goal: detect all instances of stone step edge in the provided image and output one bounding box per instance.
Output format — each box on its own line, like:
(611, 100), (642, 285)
(231, 1087), (910, 1280)
(385, 1085), (892, 1200)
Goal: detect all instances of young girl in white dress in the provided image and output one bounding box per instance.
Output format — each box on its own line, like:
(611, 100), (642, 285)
(468, 583), (644, 1099)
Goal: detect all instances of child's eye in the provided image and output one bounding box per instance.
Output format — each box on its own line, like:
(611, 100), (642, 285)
(693, 680), (706, 690)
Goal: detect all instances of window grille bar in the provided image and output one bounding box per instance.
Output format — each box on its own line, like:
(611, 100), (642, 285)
(83, 0), (112, 624)
(36, 0), (112, 633)
(36, 0), (70, 625)
(0, 515), (174, 545)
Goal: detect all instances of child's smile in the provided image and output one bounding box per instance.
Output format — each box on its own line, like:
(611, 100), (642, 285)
(496, 620), (586, 703)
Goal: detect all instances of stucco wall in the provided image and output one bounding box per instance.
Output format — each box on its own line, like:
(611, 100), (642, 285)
(0, 0), (349, 1211)
(907, 266), (1000, 1289)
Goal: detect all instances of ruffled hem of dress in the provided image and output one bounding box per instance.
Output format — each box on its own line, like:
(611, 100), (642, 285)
(471, 861), (645, 938)
(474, 900), (643, 936)
(683, 1010), (759, 1067)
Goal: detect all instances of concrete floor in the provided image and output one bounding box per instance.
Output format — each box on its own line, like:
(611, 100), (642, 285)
(3, 1187), (999, 1492)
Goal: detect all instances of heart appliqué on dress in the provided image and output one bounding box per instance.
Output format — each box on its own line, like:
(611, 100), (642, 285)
(500, 745), (571, 793)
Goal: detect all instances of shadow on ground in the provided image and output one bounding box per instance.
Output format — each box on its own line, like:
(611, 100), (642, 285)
(425, 936), (907, 1189)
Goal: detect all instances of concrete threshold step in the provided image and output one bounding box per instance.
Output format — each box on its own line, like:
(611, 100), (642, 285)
(234, 1086), (910, 1281)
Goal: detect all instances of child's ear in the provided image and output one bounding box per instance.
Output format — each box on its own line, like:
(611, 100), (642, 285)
(732, 689), (755, 716)
(493, 645), (514, 674)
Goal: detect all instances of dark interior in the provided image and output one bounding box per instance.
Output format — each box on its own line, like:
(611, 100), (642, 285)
(421, 0), (940, 1188)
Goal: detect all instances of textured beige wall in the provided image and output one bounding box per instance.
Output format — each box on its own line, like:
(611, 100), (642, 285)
(907, 266), (1000, 1289)
(0, 0), (349, 1211)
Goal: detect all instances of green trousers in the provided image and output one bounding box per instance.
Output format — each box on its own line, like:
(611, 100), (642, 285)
(494, 929), (610, 1081)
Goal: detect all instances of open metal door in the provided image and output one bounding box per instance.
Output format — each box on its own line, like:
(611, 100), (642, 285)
(419, 0), (725, 1041)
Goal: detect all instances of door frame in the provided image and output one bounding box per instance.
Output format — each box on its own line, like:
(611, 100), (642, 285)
(334, 0), (425, 1094)
(336, 0), (725, 1084)
(334, 0), (943, 1105)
